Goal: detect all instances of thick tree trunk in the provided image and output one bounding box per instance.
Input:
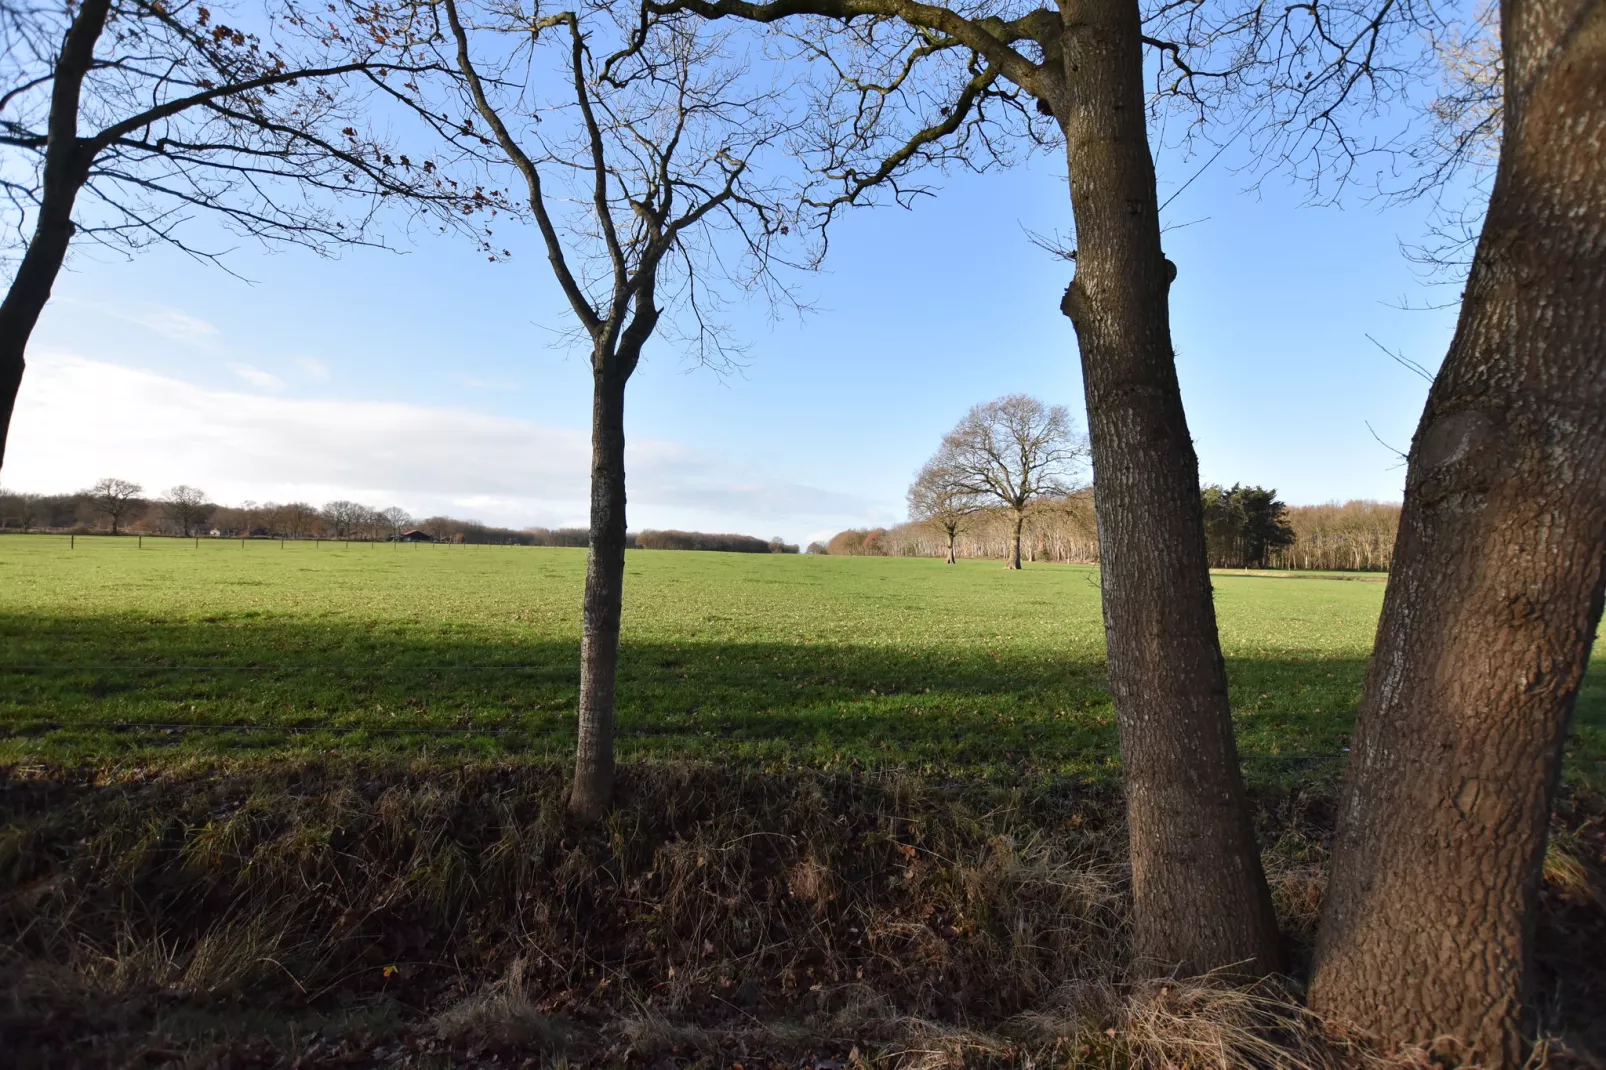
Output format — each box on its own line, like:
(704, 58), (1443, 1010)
(0, 0), (108, 472)
(945, 529), (956, 564)
(1009, 510), (1024, 569)
(1310, 0), (1606, 1059)
(1053, 0), (1280, 975)
(569, 366), (630, 821)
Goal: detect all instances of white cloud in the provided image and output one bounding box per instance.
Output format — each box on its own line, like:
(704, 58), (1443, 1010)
(294, 356), (332, 381)
(3, 353), (882, 540)
(227, 362), (286, 391)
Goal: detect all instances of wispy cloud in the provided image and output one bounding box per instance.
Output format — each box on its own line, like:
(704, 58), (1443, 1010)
(295, 356), (331, 381)
(120, 305), (223, 346)
(57, 298), (224, 349)
(228, 362), (286, 391)
(455, 374), (520, 391)
(4, 354), (882, 540)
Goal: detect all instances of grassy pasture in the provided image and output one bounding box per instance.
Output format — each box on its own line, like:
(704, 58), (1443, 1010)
(3, 533), (1601, 780)
(4, 534), (1604, 1066)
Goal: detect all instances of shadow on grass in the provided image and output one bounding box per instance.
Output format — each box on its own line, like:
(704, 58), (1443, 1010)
(2, 613), (1601, 784)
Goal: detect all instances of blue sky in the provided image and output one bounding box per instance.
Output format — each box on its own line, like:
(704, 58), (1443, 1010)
(8, 123), (1467, 547)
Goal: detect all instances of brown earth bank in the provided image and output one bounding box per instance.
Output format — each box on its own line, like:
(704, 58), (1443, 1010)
(1, 761), (1601, 1069)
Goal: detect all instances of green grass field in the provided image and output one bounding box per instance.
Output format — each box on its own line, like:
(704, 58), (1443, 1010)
(2, 533), (1602, 781)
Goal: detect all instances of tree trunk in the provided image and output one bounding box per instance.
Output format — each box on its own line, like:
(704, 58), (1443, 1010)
(0, 0), (108, 472)
(1052, 0), (1280, 975)
(0, 165), (81, 476)
(1310, 0), (1606, 1058)
(945, 529), (957, 564)
(1009, 510), (1024, 569)
(569, 365), (630, 821)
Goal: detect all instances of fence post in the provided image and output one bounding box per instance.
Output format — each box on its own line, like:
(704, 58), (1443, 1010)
(70, 534), (74, 550)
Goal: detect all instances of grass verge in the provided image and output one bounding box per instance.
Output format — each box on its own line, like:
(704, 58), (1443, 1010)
(2, 760), (1601, 1068)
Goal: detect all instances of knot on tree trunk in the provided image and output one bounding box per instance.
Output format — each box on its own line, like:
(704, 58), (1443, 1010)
(1059, 277), (1089, 323)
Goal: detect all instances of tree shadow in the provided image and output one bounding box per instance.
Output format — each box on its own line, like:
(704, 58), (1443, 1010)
(1, 613), (1600, 781)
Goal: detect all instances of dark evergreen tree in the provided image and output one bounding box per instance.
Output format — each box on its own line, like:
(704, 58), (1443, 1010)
(1200, 485), (1295, 568)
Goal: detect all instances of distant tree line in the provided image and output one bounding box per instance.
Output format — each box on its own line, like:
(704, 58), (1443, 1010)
(820, 481), (1398, 573)
(1268, 500), (1400, 572)
(636, 530), (797, 554)
(1201, 486), (1401, 572)
(820, 490), (1100, 564)
(0, 482), (798, 552)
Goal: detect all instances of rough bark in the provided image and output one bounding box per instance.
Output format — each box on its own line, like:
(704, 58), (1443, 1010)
(1009, 510), (1025, 569)
(570, 364), (630, 821)
(0, 0), (109, 471)
(1054, 0), (1281, 975)
(945, 528), (957, 564)
(1310, 0), (1606, 1058)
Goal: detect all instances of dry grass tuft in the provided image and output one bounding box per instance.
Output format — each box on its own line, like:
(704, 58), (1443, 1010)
(1544, 833), (1603, 908)
(435, 957), (574, 1052)
(1117, 975), (1335, 1070)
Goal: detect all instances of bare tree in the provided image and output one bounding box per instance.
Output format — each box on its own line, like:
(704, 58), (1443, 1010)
(0, 485), (39, 529)
(161, 484), (209, 536)
(421, 0), (806, 820)
(321, 499), (367, 539)
(274, 500), (317, 538)
(0, 0), (464, 471)
(907, 453), (981, 564)
(379, 505), (412, 538)
(1394, 0), (1503, 279)
(1309, 0), (1606, 1058)
(83, 476), (142, 534)
(937, 395), (1082, 570)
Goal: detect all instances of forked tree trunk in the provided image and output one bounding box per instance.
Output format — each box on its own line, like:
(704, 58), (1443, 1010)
(1310, 0), (1606, 1058)
(945, 529), (957, 564)
(1009, 510), (1024, 569)
(1052, 0), (1280, 975)
(569, 365), (630, 821)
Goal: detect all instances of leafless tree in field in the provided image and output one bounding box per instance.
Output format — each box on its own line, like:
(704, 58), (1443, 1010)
(379, 505), (412, 538)
(1308, 0), (1606, 1059)
(404, 0), (811, 819)
(161, 483), (209, 535)
(906, 452), (980, 564)
(0, 0), (470, 472)
(321, 499), (367, 538)
(937, 395), (1083, 570)
(639, 0), (1449, 976)
(278, 501), (318, 537)
(83, 476), (143, 534)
